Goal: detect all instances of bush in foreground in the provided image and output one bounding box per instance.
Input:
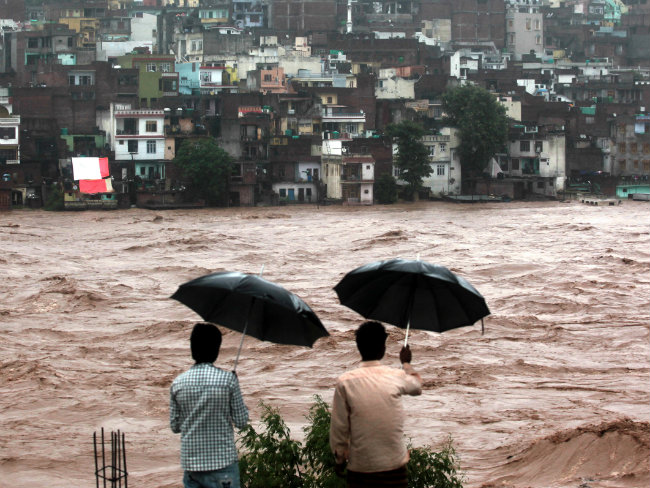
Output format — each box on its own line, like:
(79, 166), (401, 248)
(238, 396), (464, 488)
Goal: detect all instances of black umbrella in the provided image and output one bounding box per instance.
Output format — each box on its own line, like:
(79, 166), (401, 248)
(171, 270), (329, 370)
(334, 258), (490, 344)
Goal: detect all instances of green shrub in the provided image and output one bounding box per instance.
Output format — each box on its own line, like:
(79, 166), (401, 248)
(238, 397), (464, 488)
(302, 396), (346, 488)
(44, 184), (64, 211)
(238, 403), (304, 488)
(407, 437), (464, 488)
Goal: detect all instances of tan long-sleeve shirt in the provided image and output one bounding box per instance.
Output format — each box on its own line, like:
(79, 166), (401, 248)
(329, 360), (422, 473)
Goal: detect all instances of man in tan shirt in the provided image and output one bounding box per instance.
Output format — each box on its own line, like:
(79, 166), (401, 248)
(330, 321), (422, 488)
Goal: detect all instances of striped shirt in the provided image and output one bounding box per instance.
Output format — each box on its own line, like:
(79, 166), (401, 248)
(170, 363), (249, 471)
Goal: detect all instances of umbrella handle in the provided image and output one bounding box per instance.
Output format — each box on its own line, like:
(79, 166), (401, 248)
(233, 322), (247, 372)
(404, 320), (410, 347)
(233, 298), (254, 372)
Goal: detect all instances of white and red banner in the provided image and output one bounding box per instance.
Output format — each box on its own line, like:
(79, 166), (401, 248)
(72, 157), (109, 180)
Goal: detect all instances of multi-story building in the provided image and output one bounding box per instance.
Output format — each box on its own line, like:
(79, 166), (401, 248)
(117, 52), (178, 106)
(609, 113), (650, 177)
(420, 130), (462, 197)
(0, 87), (20, 166)
(340, 153), (374, 204)
(110, 106), (166, 187)
(506, 2), (544, 61)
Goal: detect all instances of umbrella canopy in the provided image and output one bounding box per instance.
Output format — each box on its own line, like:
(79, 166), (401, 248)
(171, 271), (329, 350)
(334, 259), (490, 336)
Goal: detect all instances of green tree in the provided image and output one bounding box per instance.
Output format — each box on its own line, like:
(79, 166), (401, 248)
(44, 183), (64, 211)
(442, 85), (509, 179)
(173, 138), (233, 206)
(374, 173), (398, 204)
(386, 121), (432, 200)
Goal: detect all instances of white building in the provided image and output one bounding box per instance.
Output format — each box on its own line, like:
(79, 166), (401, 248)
(375, 68), (416, 99)
(0, 87), (20, 165)
(420, 129), (462, 196)
(106, 105), (166, 183)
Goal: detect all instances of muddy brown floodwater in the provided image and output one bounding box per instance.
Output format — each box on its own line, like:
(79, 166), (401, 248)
(0, 201), (648, 488)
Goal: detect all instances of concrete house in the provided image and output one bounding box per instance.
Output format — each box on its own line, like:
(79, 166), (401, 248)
(375, 68), (416, 100)
(496, 125), (567, 198)
(110, 106), (166, 188)
(421, 129), (462, 197)
(0, 87), (20, 166)
(506, 2), (544, 61)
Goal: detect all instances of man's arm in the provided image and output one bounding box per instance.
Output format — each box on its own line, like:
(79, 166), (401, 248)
(329, 382), (350, 464)
(169, 385), (181, 434)
(400, 345), (423, 395)
(230, 373), (249, 430)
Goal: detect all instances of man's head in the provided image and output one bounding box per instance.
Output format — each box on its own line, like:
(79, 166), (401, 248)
(355, 321), (387, 361)
(190, 322), (222, 363)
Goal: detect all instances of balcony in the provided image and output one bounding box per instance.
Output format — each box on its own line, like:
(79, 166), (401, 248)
(322, 112), (365, 123)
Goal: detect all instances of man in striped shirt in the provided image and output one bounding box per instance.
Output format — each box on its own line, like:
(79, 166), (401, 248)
(170, 322), (249, 488)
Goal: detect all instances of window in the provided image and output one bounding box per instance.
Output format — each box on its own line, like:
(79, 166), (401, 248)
(501, 160), (508, 171)
(264, 74), (272, 81)
(327, 97), (333, 104)
(511, 158), (520, 170)
(535, 19), (541, 30)
(535, 141), (543, 153)
(160, 63), (170, 73)
(0, 127), (16, 139)
(439, 143), (446, 153)
(537, 181), (544, 189)
(128, 140), (138, 153)
(145, 121), (157, 132)
(536, 35), (542, 46)
(69, 75), (75, 85)
(279, 188), (287, 198)
(633, 160), (639, 170)
(618, 143), (626, 153)
(146, 140), (156, 154)
(630, 143), (638, 153)
(437, 164), (445, 176)
(644, 161), (650, 172)
(191, 40), (203, 51)
(526, 18), (531, 30)
(146, 63), (157, 72)
(644, 143), (650, 154)
(428, 146), (435, 157)
(520, 141), (530, 152)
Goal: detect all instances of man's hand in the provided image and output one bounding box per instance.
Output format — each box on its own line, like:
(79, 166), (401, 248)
(399, 345), (412, 364)
(334, 460), (347, 478)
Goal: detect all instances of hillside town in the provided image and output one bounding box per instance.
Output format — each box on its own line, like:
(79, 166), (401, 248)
(0, 0), (649, 209)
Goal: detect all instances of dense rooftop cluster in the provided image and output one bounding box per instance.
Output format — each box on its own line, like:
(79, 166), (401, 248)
(0, 0), (649, 209)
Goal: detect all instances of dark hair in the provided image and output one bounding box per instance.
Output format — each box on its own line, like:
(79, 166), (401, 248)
(190, 322), (222, 363)
(355, 321), (387, 361)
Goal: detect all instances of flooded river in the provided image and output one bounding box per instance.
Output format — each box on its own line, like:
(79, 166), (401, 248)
(1, 201), (648, 487)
